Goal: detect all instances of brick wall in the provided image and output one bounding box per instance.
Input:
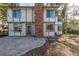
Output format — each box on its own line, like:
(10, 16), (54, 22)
(35, 3), (44, 37)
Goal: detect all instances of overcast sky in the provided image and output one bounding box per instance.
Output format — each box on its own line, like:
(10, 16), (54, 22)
(19, 3), (34, 6)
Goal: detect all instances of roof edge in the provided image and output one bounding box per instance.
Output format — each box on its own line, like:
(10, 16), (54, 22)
(1, 6), (59, 8)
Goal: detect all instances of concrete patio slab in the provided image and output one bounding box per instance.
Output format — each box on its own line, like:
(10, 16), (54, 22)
(0, 37), (46, 56)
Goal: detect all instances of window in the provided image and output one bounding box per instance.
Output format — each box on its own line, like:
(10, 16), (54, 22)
(58, 25), (62, 31)
(58, 16), (62, 22)
(14, 23), (22, 32)
(13, 10), (21, 18)
(46, 24), (54, 32)
(47, 10), (55, 18)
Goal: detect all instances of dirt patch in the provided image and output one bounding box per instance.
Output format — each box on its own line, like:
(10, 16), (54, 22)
(46, 41), (79, 56)
(22, 36), (79, 56)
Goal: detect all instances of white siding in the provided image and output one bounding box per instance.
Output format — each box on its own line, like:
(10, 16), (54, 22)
(7, 9), (13, 22)
(8, 8), (35, 22)
(8, 23), (14, 36)
(13, 18), (20, 22)
(21, 8), (26, 22)
(26, 8), (35, 22)
(14, 32), (20, 36)
(8, 8), (63, 37)
(55, 24), (58, 34)
(43, 9), (63, 36)
(21, 23), (26, 36)
(31, 24), (35, 35)
(43, 9), (56, 37)
(8, 8), (35, 36)
(58, 31), (62, 35)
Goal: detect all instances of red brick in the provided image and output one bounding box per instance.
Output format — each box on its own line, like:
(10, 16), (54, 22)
(35, 3), (44, 37)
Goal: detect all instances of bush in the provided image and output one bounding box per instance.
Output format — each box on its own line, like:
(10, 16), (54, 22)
(64, 19), (79, 34)
(0, 31), (8, 37)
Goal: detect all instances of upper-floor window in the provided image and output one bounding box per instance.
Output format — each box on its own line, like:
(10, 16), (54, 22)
(13, 10), (21, 18)
(58, 16), (62, 22)
(47, 10), (55, 18)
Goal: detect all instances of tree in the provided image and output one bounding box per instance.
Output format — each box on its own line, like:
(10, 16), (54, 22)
(0, 3), (7, 22)
(62, 3), (68, 33)
(0, 3), (16, 22)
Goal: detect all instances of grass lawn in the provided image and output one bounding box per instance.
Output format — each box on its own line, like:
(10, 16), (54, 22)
(64, 33), (79, 36)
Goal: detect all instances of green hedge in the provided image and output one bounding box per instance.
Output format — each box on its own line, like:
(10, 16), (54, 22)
(0, 32), (8, 37)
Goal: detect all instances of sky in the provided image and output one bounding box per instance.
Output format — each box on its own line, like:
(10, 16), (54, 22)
(19, 3), (79, 6)
(67, 3), (79, 20)
(19, 3), (34, 6)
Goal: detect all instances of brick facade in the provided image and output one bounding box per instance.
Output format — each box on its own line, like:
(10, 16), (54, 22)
(35, 3), (44, 37)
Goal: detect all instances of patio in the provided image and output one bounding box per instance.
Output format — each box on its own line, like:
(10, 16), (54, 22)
(0, 37), (45, 56)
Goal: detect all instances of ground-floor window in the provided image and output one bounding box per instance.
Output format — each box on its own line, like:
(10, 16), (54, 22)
(13, 23), (22, 36)
(8, 23), (23, 36)
(46, 23), (54, 32)
(8, 22), (35, 36)
(14, 23), (22, 32)
(58, 25), (62, 31)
